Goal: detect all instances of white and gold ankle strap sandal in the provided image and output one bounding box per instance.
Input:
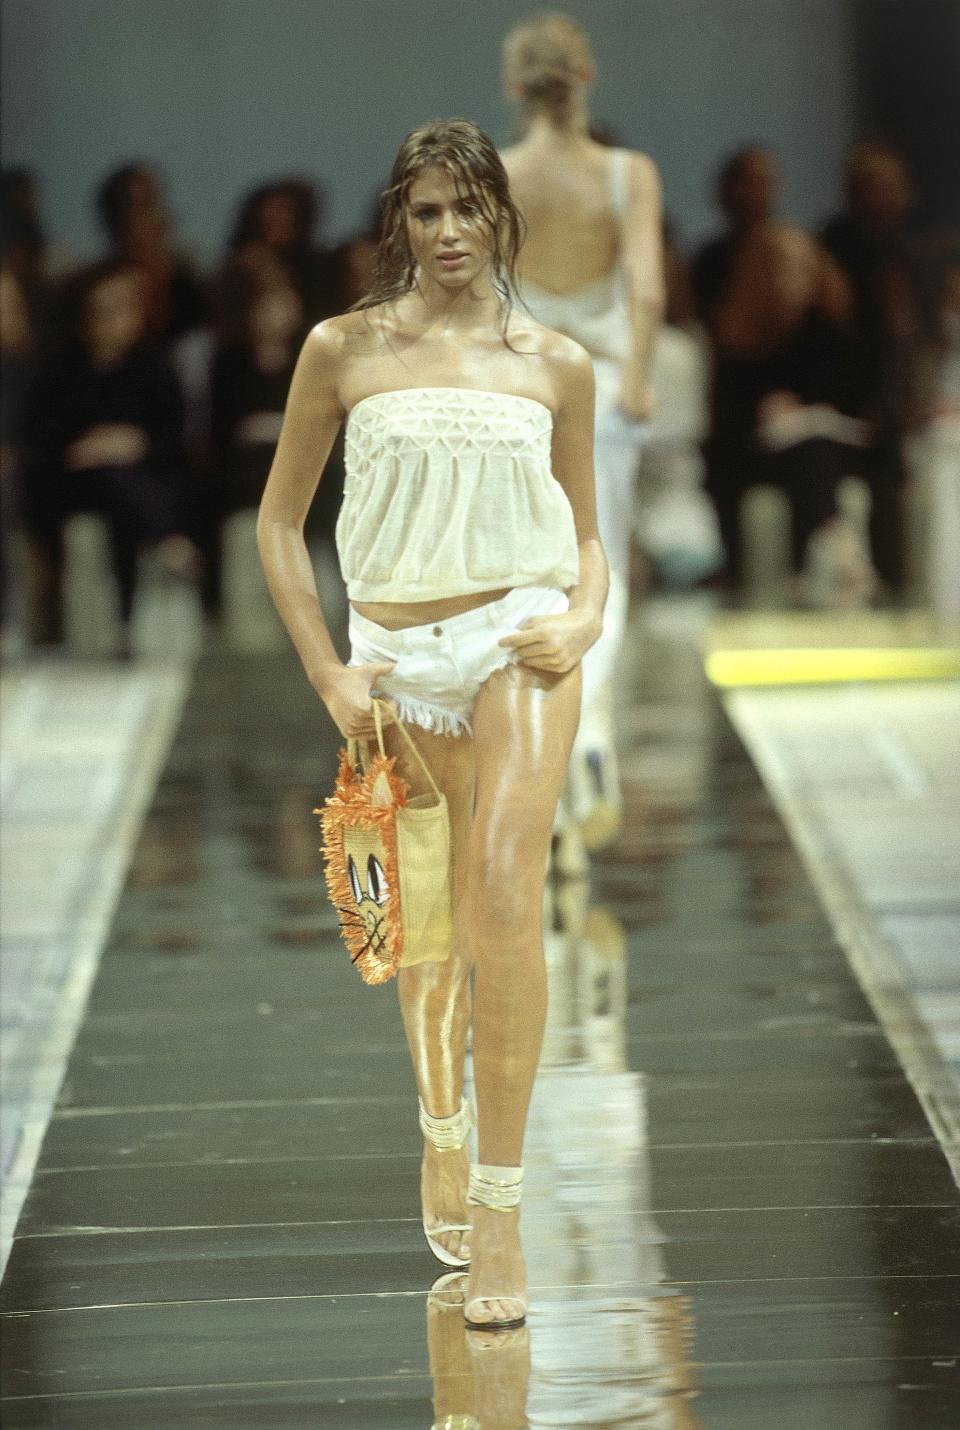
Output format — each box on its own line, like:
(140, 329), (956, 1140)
(419, 1095), (473, 1268)
(464, 1164), (527, 1332)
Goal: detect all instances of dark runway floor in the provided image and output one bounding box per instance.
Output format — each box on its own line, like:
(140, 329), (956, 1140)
(1, 612), (959, 1428)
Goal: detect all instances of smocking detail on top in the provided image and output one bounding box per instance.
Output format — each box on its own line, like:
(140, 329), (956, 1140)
(345, 387), (553, 463)
(336, 387), (580, 603)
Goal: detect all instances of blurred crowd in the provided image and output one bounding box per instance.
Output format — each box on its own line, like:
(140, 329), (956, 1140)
(1, 140), (958, 658)
(0, 163), (382, 655)
(686, 141), (959, 611)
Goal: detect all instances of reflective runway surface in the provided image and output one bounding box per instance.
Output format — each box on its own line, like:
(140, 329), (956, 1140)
(1, 604), (959, 1427)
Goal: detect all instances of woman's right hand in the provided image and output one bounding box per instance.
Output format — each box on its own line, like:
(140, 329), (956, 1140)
(317, 662), (398, 739)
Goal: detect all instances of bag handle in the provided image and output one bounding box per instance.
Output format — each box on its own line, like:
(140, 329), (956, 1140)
(346, 736), (370, 771)
(372, 699), (443, 801)
(345, 702), (442, 803)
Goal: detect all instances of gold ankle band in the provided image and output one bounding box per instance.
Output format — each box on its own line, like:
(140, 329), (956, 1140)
(467, 1163), (523, 1210)
(418, 1095), (472, 1150)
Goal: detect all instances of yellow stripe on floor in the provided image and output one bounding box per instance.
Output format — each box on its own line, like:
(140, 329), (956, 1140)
(705, 646), (960, 687)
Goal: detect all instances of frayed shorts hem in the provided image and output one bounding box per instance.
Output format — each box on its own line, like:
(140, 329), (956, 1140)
(347, 584), (570, 738)
(386, 692), (474, 739)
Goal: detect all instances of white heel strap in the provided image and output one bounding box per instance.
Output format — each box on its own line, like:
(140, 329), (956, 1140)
(467, 1163), (523, 1210)
(418, 1095), (472, 1150)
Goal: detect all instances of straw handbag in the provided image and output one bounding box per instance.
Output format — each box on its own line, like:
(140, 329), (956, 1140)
(315, 700), (452, 985)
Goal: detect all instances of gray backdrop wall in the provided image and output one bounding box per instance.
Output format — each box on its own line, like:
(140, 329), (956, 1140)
(2, 0), (858, 268)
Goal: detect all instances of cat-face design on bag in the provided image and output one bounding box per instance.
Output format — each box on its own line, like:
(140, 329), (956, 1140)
(340, 833), (392, 969)
(348, 851), (390, 933)
(317, 750), (407, 984)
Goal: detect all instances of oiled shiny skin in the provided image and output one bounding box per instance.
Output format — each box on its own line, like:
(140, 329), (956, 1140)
(256, 162), (608, 1326)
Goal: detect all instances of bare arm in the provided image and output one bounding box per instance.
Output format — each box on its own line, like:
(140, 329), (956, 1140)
(500, 341), (608, 673)
(255, 321), (394, 736)
(619, 152), (666, 420)
(552, 341), (608, 631)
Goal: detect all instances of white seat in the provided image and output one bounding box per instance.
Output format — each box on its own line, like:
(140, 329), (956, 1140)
(62, 514), (203, 661)
(220, 509), (286, 652)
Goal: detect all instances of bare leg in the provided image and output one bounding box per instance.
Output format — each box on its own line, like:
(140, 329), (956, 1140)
(384, 723), (476, 1263)
(466, 658), (582, 1323)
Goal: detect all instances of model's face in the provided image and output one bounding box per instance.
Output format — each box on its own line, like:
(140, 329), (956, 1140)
(404, 167), (494, 289)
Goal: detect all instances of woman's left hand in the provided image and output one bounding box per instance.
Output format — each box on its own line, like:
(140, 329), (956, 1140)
(498, 607), (602, 675)
(617, 380), (655, 423)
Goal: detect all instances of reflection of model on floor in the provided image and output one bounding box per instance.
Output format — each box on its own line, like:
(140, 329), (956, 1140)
(427, 1278), (700, 1430)
(530, 890), (701, 1425)
(427, 1270), (531, 1430)
(423, 881), (703, 1428)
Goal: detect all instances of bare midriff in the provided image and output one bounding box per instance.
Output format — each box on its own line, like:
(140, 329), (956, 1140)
(351, 587), (513, 631)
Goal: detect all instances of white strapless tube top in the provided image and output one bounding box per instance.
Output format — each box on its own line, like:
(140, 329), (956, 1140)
(336, 387), (580, 602)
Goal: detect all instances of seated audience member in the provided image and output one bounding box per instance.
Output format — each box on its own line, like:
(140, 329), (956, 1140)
(224, 178), (350, 338)
(706, 220), (876, 604)
(1, 169), (53, 334)
(201, 262), (305, 616)
(18, 259), (197, 653)
(95, 162), (207, 345)
(821, 142), (931, 595)
(0, 265), (35, 641)
(693, 146), (779, 330)
(926, 248), (960, 424)
(338, 188), (386, 307)
(913, 245), (960, 615)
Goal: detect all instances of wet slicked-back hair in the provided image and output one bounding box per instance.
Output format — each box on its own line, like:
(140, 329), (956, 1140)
(353, 118), (526, 334)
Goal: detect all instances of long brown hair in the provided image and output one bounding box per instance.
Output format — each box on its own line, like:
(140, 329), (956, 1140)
(353, 118), (526, 335)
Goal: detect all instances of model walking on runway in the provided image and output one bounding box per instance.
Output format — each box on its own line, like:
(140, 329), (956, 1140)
(257, 119), (607, 1330)
(501, 12), (664, 848)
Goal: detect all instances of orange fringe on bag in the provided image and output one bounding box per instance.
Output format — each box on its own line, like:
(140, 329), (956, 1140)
(314, 746), (409, 985)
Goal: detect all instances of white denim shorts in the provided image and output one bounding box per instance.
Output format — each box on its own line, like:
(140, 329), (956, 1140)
(347, 585), (570, 737)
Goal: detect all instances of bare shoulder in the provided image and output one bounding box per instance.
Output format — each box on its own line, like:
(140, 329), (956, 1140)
(537, 328), (595, 408)
(500, 142), (537, 193)
(312, 308), (386, 350)
(302, 308), (387, 381)
(625, 149), (662, 197)
(500, 141), (520, 168)
(296, 317), (346, 368)
(540, 327), (592, 374)
(505, 310), (588, 367)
